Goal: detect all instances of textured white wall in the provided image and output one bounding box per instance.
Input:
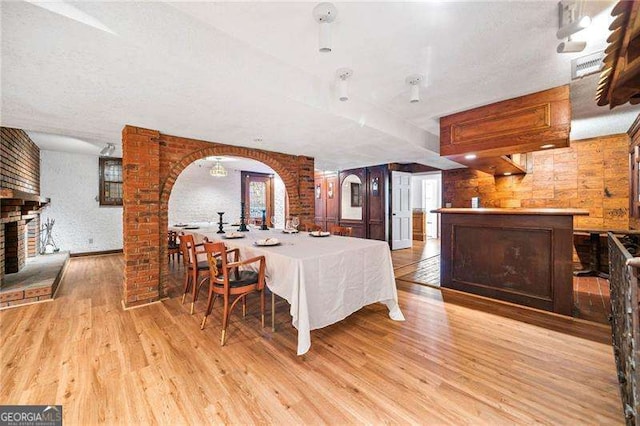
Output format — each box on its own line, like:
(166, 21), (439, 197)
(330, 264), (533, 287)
(40, 150), (123, 253)
(168, 163), (286, 227)
(169, 165), (242, 224)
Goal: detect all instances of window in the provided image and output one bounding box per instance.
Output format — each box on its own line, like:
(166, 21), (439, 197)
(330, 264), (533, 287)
(99, 157), (123, 206)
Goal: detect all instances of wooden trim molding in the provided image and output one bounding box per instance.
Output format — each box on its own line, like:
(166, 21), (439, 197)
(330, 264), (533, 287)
(70, 249), (123, 258)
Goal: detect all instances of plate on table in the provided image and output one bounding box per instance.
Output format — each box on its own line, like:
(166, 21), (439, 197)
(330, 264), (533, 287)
(224, 232), (245, 239)
(254, 238), (281, 246)
(282, 229), (299, 234)
(309, 231), (331, 237)
(183, 226), (200, 230)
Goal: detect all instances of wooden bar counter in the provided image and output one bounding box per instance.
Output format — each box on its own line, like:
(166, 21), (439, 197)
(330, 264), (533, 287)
(432, 208), (588, 316)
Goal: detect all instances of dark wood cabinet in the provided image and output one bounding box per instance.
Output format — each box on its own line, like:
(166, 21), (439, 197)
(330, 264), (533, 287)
(630, 115), (640, 230)
(365, 165), (388, 241)
(314, 172), (339, 231)
(338, 166), (388, 241)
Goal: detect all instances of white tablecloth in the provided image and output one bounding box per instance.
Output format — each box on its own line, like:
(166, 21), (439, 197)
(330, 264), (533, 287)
(174, 225), (404, 355)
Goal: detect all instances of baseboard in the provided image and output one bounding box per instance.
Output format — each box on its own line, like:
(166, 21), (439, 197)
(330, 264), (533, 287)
(70, 249), (123, 258)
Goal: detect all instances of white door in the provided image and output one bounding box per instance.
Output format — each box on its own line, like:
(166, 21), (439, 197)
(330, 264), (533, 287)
(391, 171), (412, 250)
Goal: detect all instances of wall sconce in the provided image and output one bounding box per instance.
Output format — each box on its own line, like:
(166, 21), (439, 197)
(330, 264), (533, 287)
(328, 182), (334, 198)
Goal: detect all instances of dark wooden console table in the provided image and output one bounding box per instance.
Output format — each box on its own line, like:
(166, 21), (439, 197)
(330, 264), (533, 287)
(432, 208), (588, 316)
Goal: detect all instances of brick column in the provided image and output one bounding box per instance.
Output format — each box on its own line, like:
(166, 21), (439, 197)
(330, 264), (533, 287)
(295, 155), (315, 223)
(122, 126), (161, 307)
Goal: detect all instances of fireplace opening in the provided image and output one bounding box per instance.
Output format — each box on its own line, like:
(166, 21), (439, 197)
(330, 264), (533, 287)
(4, 222), (24, 275)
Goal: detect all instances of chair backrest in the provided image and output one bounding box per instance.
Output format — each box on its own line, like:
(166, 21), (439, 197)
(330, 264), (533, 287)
(179, 233), (198, 266)
(168, 230), (179, 248)
(330, 225), (352, 237)
(203, 241), (229, 282)
(302, 223), (322, 232)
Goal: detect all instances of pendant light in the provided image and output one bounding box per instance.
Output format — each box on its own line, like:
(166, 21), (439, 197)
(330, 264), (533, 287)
(209, 158), (228, 177)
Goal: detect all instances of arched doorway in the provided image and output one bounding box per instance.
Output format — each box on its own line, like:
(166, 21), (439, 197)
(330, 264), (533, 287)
(121, 125), (314, 308)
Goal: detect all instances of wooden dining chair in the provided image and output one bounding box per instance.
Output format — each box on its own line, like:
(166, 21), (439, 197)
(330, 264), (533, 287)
(167, 231), (181, 266)
(302, 222), (322, 232)
(329, 225), (353, 237)
(200, 241), (266, 346)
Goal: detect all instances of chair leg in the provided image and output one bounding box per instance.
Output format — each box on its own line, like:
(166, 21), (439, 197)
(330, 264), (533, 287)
(271, 292), (276, 332)
(261, 289), (265, 328)
(190, 270), (199, 315)
(201, 292), (218, 330)
(221, 294), (230, 346)
(242, 296), (246, 318)
(181, 271), (191, 305)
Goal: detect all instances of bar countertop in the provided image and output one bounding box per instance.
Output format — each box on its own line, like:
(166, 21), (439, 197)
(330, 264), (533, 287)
(431, 208), (589, 216)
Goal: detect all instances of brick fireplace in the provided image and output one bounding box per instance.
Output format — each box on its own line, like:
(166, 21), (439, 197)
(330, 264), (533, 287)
(0, 128), (47, 286)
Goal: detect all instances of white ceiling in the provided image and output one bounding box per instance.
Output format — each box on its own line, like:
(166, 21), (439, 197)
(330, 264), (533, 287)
(2, 1), (638, 171)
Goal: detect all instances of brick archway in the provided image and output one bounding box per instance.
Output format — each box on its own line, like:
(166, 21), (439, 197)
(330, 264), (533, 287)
(122, 125), (314, 308)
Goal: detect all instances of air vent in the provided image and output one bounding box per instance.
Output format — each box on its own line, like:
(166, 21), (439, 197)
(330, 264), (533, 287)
(571, 51), (605, 80)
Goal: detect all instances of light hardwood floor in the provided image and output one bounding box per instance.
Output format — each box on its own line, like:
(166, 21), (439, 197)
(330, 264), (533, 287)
(1, 254), (622, 424)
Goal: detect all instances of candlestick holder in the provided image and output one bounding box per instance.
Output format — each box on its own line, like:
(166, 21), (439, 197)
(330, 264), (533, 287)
(216, 212), (225, 234)
(260, 209), (269, 230)
(238, 202), (249, 232)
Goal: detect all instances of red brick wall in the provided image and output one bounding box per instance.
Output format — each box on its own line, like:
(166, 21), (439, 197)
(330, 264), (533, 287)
(1, 127), (41, 283)
(122, 125), (315, 307)
(1, 127), (40, 194)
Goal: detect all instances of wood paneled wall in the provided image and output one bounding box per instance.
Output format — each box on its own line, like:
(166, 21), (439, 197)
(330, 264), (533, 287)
(443, 134), (630, 230)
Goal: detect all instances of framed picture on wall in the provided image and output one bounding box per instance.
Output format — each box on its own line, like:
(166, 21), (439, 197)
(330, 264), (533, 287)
(351, 182), (362, 207)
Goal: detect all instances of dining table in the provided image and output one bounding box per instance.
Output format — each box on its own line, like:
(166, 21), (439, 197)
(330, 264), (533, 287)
(172, 223), (405, 355)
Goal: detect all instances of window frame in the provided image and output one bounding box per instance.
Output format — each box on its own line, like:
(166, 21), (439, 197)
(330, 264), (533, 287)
(99, 157), (123, 206)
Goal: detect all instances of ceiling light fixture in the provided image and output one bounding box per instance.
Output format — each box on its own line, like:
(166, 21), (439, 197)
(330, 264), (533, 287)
(336, 68), (353, 102)
(209, 158), (228, 178)
(464, 154), (477, 160)
(405, 74), (424, 103)
(100, 143), (115, 156)
(312, 2), (337, 53)
(556, 1), (590, 54)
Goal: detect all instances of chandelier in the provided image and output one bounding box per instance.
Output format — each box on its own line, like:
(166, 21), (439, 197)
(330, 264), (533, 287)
(209, 158), (228, 177)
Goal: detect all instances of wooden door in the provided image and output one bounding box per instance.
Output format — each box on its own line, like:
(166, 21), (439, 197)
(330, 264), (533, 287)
(241, 171), (274, 226)
(366, 165), (387, 241)
(391, 171), (412, 250)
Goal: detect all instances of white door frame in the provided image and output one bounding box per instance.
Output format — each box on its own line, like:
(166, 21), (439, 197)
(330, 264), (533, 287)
(391, 171), (412, 250)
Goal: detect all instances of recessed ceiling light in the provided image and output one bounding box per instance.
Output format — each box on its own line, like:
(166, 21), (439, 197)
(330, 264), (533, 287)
(254, 137), (263, 143)
(464, 154), (477, 160)
(540, 144), (555, 149)
(503, 172), (512, 176)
